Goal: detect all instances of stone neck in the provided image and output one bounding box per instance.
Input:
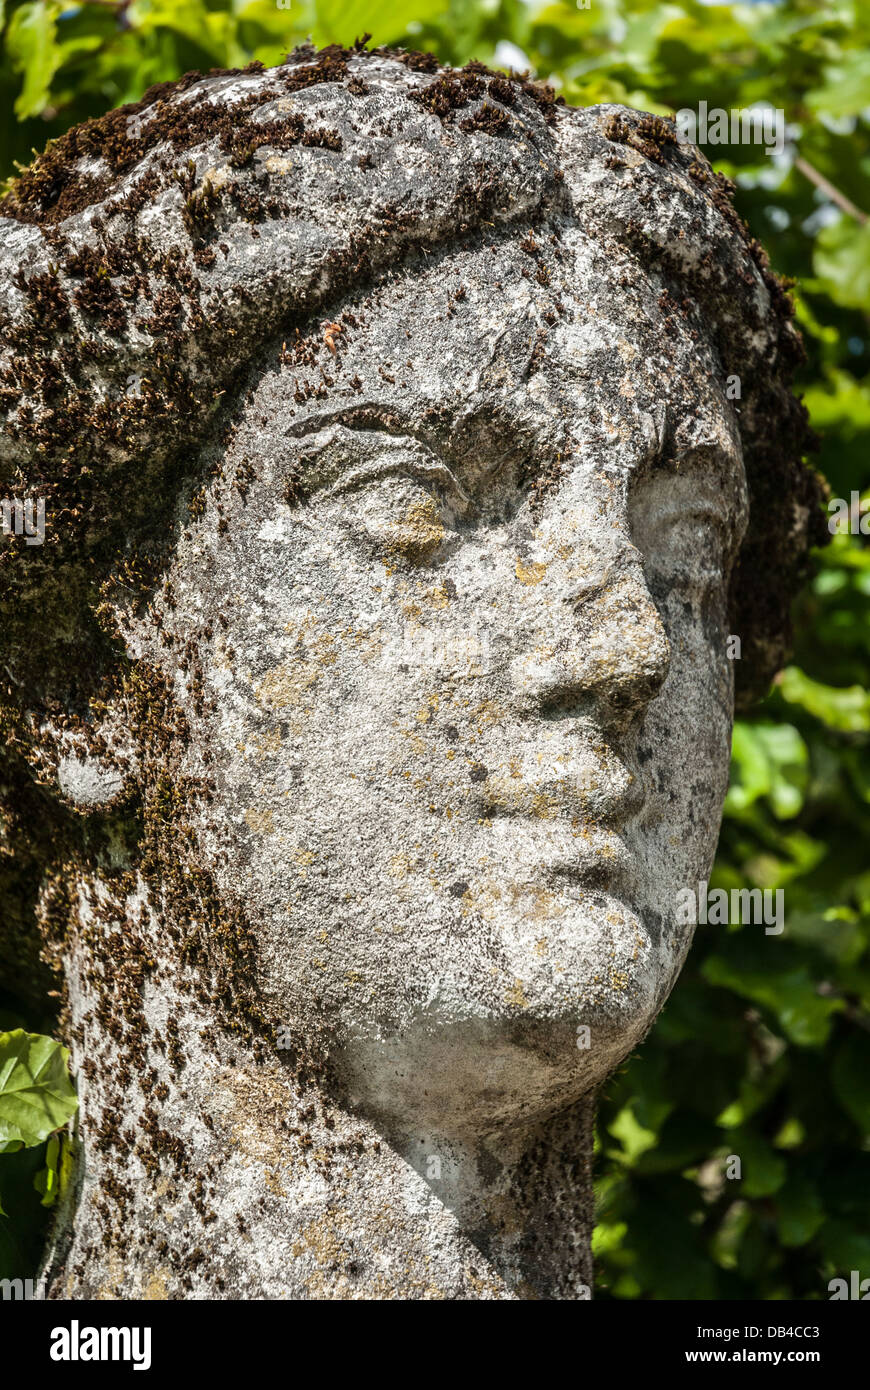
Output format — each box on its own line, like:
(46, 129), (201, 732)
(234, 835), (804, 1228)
(43, 982), (596, 1300)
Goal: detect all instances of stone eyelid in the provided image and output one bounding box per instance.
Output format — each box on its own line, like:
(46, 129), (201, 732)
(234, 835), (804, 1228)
(321, 457), (473, 510)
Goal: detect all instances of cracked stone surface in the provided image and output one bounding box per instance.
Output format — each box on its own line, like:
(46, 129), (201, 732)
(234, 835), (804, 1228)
(0, 46), (824, 1299)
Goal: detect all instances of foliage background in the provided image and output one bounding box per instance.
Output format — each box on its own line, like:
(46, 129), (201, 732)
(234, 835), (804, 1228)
(0, 0), (868, 1298)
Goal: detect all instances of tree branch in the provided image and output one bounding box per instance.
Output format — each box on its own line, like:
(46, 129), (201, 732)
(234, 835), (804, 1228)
(795, 154), (868, 226)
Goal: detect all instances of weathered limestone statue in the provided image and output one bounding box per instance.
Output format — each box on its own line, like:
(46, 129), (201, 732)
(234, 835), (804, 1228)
(0, 45), (825, 1299)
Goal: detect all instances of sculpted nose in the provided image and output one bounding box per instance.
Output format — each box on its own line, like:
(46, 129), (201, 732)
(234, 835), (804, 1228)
(509, 570), (671, 723)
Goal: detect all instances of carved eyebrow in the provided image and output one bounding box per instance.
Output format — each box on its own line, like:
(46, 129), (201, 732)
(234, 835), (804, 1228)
(282, 400), (531, 509)
(284, 401), (525, 496)
(647, 497), (731, 529)
(322, 455), (471, 505)
(281, 406), (472, 505)
(283, 401), (429, 442)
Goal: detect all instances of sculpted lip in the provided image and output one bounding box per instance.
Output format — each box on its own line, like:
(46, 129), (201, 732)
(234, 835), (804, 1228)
(467, 739), (645, 888)
(478, 810), (637, 890)
(541, 828), (635, 889)
(469, 754), (645, 828)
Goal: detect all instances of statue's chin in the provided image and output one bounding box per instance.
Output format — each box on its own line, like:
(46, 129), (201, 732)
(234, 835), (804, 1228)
(326, 912), (663, 1140)
(332, 1019), (640, 1141)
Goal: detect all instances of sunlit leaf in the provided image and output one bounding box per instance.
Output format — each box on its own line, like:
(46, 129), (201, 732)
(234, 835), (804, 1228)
(0, 1030), (78, 1150)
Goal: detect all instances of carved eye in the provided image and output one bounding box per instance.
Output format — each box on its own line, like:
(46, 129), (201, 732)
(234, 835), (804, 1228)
(381, 493), (450, 566)
(329, 474), (461, 568)
(630, 471), (732, 602)
(662, 512), (728, 594)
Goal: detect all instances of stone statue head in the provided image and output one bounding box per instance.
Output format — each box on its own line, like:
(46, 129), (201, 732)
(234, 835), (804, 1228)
(0, 47), (825, 1164)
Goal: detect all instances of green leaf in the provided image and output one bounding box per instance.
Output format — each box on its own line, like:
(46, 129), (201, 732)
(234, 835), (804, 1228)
(726, 722), (808, 819)
(313, 0), (446, 47)
(716, 1053), (789, 1128)
(775, 1174), (825, 1247)
(702, 950), (843, 1047)
(820, 1219), (870, 1274)
(33, 1134), (60, 1208)
(729, 1129), (787, 1198)
(832, 1032), (870, 1135)
(5, 1), (61, 120)
(777, 666), (870, 734)
(633, 1111), (718, 1175)
(607, 1104), (658, 1162)
(814, 219), (870, 316)
(802, 369), (870, 439)
(0, 1030), (78, 1149)
(806, 51), (870, 119)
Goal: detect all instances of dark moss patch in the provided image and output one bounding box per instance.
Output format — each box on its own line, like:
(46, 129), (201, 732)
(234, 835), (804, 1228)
(604, 111), (677, 165)
(73, 270), (127, 335)
(0, 50), (349, 227)
(460, 103), (514, 137)
(410, 62), (561, 129)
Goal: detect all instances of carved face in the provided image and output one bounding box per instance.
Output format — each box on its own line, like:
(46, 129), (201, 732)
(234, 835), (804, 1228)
(137, 230), (748, 1140)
